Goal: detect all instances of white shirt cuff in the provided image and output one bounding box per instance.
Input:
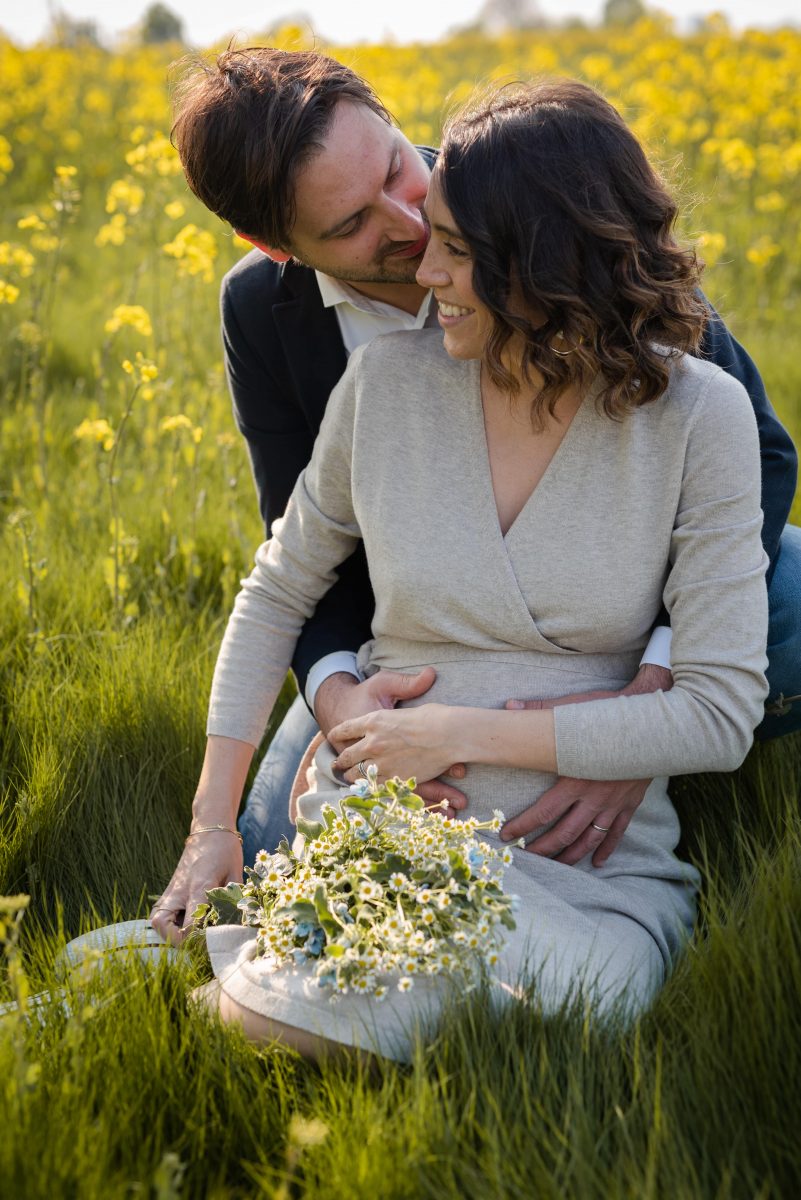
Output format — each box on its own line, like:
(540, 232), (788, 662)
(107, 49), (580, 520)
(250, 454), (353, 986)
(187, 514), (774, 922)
(640, 626), (672, 671)
(305, 651), (363, 713)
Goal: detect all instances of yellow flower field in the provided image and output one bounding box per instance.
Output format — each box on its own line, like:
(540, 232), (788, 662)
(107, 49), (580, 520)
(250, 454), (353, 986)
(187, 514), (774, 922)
(0, 15), (799, 606)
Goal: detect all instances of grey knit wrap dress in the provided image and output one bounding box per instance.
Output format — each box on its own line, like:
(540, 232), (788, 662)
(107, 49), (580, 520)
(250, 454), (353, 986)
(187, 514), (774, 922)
(205, 330), (769, 1060)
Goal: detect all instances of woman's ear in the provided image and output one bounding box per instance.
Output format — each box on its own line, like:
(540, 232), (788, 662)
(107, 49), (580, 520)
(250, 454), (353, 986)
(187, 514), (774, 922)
(235, 232), (292, 264)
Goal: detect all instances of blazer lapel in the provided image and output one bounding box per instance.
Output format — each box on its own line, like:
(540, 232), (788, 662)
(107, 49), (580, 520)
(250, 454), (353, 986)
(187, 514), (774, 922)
(273, 262), (348, 435)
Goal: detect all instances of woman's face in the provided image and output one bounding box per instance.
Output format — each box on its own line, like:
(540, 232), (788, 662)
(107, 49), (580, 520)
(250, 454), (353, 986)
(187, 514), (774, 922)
(416, 177), (492, 361)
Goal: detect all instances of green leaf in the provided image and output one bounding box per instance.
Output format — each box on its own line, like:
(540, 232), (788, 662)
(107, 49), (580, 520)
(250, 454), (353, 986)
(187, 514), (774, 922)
(313, 885), (340, 937)
(205, 883), (244, 925)
(341, 796), (378, 815)
(295, 817), (324, 840)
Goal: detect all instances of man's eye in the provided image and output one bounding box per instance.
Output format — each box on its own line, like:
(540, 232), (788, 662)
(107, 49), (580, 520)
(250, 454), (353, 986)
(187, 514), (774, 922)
(337, 215), (364, 239)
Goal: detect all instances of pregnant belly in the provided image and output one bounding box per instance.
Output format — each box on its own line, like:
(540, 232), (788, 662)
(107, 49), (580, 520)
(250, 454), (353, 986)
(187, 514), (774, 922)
(364, 652), (635, 826)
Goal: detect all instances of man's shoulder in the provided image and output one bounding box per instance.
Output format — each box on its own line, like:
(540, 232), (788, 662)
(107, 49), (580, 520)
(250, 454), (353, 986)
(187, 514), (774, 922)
(221, 248), (291, 306)
(221, 250), (321, 309)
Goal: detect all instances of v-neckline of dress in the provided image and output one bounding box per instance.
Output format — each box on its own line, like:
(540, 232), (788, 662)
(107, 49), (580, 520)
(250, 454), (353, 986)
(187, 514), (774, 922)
(469, 360), (596, 546)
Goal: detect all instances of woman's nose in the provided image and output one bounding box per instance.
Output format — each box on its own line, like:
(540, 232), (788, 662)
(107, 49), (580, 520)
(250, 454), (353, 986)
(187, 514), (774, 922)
(416, 243), (449, 288)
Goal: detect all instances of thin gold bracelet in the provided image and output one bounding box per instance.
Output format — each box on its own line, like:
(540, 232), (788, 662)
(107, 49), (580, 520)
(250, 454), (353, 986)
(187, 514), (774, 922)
(185, 824), (243, 844)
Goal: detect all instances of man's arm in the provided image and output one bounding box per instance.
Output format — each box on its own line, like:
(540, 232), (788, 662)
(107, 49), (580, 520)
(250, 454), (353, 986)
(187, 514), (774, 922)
(221, 255), (373, 699)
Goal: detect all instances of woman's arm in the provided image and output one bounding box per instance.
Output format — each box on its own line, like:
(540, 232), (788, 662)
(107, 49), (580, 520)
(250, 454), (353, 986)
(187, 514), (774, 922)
(151, 350), (365, 941)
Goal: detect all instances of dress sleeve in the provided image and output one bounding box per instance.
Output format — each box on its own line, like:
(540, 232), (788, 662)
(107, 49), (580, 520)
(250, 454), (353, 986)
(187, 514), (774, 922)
(206, 348), (365, 747)
(553, 368), (769, 779)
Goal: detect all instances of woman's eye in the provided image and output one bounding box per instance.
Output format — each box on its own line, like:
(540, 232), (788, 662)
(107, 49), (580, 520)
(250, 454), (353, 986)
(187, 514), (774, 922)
(445, 241), (469, 259)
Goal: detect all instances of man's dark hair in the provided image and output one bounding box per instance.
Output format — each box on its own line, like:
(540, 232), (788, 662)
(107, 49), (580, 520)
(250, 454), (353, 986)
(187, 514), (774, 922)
(438, 79), (707, 422)
(171, 47), (392, 245)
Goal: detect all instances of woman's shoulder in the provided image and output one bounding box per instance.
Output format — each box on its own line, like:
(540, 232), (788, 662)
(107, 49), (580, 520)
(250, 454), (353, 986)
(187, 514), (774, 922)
(655, 350), (755, 432)
(354, 328), (463, 380)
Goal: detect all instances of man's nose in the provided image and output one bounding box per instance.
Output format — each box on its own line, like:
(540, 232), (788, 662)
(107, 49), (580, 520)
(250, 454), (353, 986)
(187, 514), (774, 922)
(382, 195), (426, 242)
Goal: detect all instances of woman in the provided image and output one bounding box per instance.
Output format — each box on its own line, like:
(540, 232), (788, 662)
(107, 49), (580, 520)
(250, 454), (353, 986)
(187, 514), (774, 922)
(161, 80), (768, 1060)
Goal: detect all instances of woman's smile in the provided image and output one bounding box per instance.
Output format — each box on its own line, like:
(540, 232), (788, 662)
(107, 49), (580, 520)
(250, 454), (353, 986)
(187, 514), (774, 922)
(437, 298), (475, 327)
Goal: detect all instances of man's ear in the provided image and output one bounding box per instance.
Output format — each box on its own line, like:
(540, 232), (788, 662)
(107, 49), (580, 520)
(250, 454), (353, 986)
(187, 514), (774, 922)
(235, 232), (292, 264)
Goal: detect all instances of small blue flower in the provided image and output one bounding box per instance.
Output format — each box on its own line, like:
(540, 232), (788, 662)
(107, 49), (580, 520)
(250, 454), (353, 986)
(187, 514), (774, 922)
(306, 928), (326, 957)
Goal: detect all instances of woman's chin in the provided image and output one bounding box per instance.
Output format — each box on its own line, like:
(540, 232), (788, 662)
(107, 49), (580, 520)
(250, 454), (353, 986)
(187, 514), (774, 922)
(441, 331), (482, 361)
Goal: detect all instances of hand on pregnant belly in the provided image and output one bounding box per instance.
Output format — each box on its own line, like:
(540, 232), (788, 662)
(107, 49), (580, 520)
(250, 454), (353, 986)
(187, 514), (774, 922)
(330, 703), (459, 788)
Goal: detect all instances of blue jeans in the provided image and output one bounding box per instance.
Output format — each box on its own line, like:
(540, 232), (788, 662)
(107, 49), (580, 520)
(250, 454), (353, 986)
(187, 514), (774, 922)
(756, 523), (801, 741)
(238, 524), (801, 861)
(238, 694), (318, 866)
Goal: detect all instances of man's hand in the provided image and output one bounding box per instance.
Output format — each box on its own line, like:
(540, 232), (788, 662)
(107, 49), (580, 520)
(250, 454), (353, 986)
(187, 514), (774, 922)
(150, 832), (243, 946)
(501, 662), (673, 866)
(314, 667), (468, 818)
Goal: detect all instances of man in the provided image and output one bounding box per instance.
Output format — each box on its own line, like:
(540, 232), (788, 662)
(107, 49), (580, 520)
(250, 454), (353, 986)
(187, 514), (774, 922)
(153, 47), (799, 940)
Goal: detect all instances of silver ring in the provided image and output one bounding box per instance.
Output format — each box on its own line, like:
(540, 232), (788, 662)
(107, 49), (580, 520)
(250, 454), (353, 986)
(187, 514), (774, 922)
(357, 760), (369, 780)
(591, 822), (611, 833)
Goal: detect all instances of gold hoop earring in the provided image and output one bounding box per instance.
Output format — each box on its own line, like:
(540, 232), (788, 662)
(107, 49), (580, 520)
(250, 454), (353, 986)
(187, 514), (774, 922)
(549, 331), (584, 357)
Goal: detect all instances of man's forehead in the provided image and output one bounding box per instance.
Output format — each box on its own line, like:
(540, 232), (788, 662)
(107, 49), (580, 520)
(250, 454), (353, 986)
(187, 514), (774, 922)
(291, 103), (397, 240)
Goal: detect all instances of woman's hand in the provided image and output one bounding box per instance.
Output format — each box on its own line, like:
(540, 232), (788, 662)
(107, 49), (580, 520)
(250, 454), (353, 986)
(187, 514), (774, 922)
(330, 703), (460, 788)
(150, 831), (243, 946)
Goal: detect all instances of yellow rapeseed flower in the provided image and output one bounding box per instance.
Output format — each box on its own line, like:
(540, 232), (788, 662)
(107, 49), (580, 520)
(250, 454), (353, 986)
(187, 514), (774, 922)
(105, 178), (145, 216)
(697, 231), (727, 268)
(95, 214), (127, 247)
(30, 234), (59, 253)
(746, 236), (781, 268)
(755, 192), (786, 213)
(162, 223), (218, 283)
(160, 414), (193, 434)
(0, 280), (20, 304)
(17, 215), (46, 232)
(0, 134), (13, 181)
(164, 200), (186, 219)
(74, 418), (114, 449)
(55, 165), (78, 180)
(0, 243), (36, 277)
(122, 350), (159, 383)
(105, 305), (153, 338)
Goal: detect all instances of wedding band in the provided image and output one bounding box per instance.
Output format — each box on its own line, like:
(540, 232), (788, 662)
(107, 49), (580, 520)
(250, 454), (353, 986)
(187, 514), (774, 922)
(591, 822), (611, 833)
(357, 760), (369, 780)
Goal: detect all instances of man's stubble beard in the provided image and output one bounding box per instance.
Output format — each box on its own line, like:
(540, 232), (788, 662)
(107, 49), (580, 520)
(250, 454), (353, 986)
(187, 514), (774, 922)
(288, 247), (423, 287)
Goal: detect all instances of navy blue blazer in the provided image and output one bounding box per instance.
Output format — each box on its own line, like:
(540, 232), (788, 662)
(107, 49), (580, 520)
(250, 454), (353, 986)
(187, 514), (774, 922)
(220, 170), (797, 696)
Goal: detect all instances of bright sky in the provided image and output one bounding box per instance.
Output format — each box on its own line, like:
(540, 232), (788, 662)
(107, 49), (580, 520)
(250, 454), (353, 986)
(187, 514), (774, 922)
(0, 0), (798, 46)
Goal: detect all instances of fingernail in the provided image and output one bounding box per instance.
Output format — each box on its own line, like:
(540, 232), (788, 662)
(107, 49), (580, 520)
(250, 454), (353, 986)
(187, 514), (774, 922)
(507, 700), (525, 710)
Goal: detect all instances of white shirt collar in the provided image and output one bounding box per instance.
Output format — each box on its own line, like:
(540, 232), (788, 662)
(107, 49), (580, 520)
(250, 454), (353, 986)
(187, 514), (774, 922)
(315, 270), (432, 323)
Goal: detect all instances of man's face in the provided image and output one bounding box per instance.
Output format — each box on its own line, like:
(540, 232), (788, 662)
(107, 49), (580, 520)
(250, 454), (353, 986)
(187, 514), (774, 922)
(285, 101), (431, 284)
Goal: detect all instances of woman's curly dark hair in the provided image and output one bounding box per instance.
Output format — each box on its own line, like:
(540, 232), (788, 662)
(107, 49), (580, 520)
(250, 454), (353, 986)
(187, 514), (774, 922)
(437, 79), (708, 422)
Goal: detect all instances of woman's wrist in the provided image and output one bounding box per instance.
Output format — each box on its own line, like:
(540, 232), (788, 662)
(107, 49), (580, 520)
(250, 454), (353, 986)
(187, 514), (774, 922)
(190, 734), (255, 826)
(190, 792), (241, 826)
(446, 705), (557, 773)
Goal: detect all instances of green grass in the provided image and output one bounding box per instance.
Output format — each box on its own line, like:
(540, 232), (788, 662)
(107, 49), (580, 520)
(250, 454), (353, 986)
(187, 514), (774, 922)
(0, 741), (799, 1198)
